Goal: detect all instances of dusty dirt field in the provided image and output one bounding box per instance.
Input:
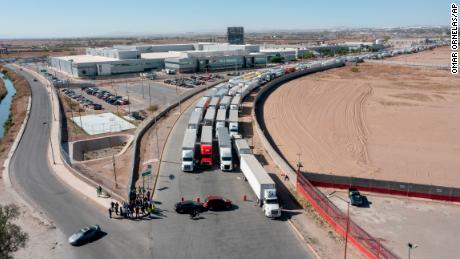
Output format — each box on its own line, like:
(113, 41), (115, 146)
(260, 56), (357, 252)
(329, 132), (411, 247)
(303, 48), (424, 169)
(387, 46), (451, 65)
(263, 61), (460, 187)
(322, 187), (460, 259)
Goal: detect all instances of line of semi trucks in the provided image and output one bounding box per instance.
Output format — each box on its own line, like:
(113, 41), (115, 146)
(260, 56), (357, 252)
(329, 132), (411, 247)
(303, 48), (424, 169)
(179, 44), (441, 218)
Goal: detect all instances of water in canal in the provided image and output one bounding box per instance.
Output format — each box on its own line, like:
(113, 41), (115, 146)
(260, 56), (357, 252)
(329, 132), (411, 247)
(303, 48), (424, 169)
(0, 72), (17, 138)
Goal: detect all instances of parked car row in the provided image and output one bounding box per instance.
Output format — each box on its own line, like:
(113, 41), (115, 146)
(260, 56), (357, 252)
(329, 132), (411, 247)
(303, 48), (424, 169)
(83, 87), (129, 106)
(62, 88), (102, 110)
(164, 77), (205, 88)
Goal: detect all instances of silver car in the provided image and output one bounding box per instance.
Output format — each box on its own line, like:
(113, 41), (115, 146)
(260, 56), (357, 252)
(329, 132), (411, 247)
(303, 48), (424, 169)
(68, 225), (101, 246)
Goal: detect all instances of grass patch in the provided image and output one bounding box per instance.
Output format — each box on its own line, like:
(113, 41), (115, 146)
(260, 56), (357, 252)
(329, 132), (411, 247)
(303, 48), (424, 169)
(350, 67), (360, 73)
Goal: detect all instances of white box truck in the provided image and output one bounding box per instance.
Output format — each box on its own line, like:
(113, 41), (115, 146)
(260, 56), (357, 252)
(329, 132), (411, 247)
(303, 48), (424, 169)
(215, 108), (227, 135)
(228, 109), (239, 136)
(217, 127), (233, 171)
(240, 154), (281, 218)
(181, 129), (197, 172)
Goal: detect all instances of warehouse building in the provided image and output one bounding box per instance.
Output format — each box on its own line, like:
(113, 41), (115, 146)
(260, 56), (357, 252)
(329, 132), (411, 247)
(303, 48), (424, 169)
(49, 42), (267, 77)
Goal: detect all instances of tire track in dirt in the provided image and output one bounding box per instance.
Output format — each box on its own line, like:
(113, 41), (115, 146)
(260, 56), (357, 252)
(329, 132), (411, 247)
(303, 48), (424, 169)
(263, 75), (374, 177)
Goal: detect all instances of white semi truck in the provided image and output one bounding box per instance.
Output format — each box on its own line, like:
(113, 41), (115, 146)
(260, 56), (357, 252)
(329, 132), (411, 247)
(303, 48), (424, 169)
(239, 154), (281, 218)
(208, 97), (220, 109)
(228, 109), (239, 137)
(181, 128), (197, 172)
(217, 127), (233, 171)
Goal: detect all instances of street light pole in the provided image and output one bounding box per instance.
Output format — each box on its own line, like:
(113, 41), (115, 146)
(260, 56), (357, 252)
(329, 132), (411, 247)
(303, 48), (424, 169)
(327, 192), (351, 259)
(408, 242), (418, 259)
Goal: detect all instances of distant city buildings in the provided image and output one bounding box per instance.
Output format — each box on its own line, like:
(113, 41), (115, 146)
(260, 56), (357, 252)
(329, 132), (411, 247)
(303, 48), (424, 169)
(227, 27), (245, 45)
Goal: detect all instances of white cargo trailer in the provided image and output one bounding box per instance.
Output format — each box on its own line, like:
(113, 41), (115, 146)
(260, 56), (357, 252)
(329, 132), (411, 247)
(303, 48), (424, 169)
(219, 96), (231, 110)
(195, 96), (210, 111)
(203, 107), (217, 126)
(208, 97), (220, 108)
(217, 127), (233, 171)
(234, 138), (251, 159)
(228, 109), (239, 136)
(230, 95), (241, 110)
(181, 129), (197, 172)
(239, 154), (281, 218)
(215, 108), (227, 135)
(187, 109), (203, 130)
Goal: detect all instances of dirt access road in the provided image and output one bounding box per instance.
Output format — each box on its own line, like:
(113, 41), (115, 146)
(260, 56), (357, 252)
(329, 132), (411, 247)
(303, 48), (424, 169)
(263, 52), (460, 187)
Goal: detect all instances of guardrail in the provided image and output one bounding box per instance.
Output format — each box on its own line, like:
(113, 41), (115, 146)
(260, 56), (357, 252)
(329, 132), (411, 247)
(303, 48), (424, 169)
(252, 63), (399, 258)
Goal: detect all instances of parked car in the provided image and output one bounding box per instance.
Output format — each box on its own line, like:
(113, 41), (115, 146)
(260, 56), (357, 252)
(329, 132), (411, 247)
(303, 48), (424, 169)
(174, 200), (205, 214)
(348, 188), (364, 206)
(203, 196), (232, 211)
(68, 225), (102, 246)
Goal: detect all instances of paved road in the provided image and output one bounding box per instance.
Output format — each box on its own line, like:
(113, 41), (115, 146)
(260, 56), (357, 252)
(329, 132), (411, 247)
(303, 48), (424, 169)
(7, 65), (313, 258)
(150, 103), (314, 258)
(7, 65), (154, 259)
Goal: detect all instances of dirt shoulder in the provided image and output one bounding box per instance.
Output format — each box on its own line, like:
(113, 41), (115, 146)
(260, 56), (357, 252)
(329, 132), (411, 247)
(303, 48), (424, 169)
(0, 77), (6, 101)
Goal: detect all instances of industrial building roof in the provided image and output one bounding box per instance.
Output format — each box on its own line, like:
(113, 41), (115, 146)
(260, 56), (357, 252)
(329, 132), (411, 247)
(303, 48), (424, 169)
(55, 55), (118, 63)
(141, 52), (184, 60)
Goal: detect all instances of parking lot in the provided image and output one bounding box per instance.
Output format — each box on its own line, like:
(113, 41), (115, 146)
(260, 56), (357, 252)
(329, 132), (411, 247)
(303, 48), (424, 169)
(321, 188), (460, 259)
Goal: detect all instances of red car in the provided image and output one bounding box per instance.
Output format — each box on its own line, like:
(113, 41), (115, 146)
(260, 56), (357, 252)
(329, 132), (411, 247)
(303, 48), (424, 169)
(203, 196), (232, 211)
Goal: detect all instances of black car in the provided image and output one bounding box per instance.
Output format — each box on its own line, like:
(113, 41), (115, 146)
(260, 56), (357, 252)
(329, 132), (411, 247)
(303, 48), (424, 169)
(348, 188), (364, 206)
(174, 200), (205, 214)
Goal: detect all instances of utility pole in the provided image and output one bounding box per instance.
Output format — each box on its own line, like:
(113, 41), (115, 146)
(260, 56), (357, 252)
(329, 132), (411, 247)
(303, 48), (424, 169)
(109, 137), (118, 188)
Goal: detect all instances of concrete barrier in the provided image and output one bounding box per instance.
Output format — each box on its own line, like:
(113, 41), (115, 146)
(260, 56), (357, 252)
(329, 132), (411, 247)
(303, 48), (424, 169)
(70, 134), (132, 162)
(127, 81), (224, 196)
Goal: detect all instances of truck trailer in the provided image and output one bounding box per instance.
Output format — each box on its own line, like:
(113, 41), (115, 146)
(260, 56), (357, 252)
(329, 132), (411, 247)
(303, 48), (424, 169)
(181, 129), (197, 172)
(208, 97), (220, 108)
(219, 96), (231, 110)
(239, 154), (281, 218)
(217, 127), (233, 171)
(215, 108), (227, 135)
(234, 138), (251, 159)
(195, 96), (210, 111)
(230, 95), (241, 110)
(200, 125), (213, 167)
(228, 109), (239, 136)
(187, 109), (203, 130)
(203, 107), (217, 127)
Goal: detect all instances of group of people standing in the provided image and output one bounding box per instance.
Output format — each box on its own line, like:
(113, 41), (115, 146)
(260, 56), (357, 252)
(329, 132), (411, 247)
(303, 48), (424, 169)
(107, 188), (156, 219)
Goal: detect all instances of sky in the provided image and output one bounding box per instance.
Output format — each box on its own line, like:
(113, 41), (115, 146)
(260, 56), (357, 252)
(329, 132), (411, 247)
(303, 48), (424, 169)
(0, 0), (452, 38)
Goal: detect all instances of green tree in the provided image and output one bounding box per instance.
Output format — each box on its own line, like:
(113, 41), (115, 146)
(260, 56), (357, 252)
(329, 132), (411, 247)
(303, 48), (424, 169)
(302, 51), (315, 59)
(270, 54), (284, 63)
(335, 47), (349, 56)
(0, 204), (29, 259)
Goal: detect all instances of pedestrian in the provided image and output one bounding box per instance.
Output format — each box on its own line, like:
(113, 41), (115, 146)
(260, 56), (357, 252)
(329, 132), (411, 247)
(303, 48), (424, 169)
(146, 190), (151, 200)
(108, 207), (112, 219)
(141, 205), (145, 215)
(96, 185), (102, 197)
(114, 202), (119, 215)
(119, 206), (123, 218)
(110, 201), (115, 210)
(135, 207), (139, 218)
